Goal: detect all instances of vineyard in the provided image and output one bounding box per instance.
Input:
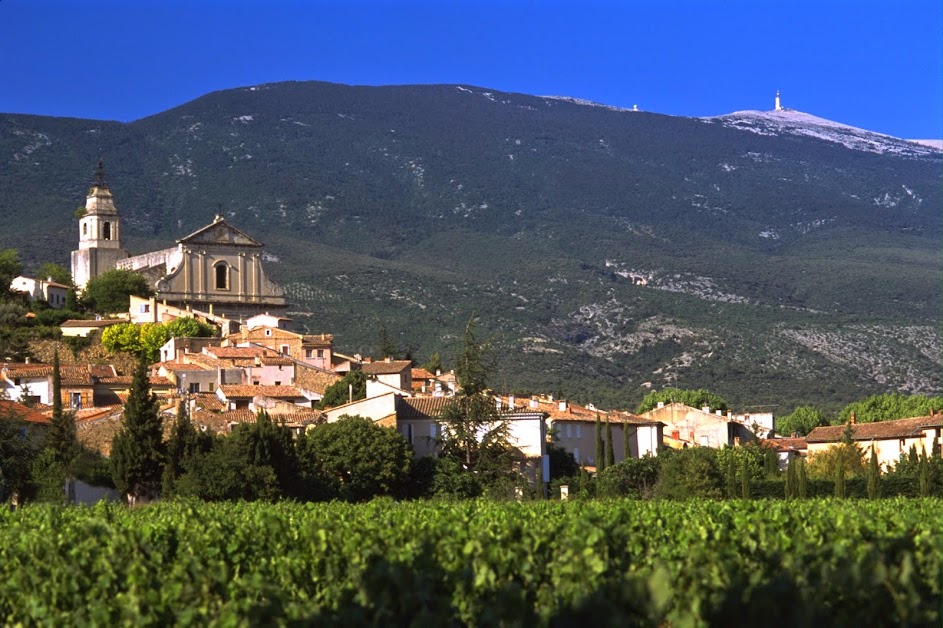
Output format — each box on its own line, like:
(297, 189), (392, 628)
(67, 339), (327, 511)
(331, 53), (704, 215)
(1, 499), (940, 625)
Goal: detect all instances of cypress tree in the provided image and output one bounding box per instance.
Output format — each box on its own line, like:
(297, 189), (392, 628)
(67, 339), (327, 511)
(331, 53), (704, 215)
(47, 350), (79, 502)
(162, 400), (200, 497)
(595, 413), (604, 472)
(918, 450), (930, 497)
(785, 456), (797, 499)
(623, 422), (631, 461)
(834, 455), (846, 498)
(605, 416), (614, 468)
(797, 457), (808, 499)
(740, 456), (751, 499)
(866, 446), (881, 499)
(726, 455), (737, 499)
(111, 357), (165, 504)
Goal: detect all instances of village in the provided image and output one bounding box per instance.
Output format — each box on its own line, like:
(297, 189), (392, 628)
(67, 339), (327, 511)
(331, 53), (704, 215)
(2, 167), (940, 504)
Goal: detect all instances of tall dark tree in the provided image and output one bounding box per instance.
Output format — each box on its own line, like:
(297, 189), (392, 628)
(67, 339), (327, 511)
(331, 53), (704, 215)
(162, 400), (211, 496)
(726, 456), (737, 499)
(866, 446), (881, 499)
(740, 456), (751, 499)
(111, 357), (165, 504)
(605, 416), (614, 468)
(797, 457), (808, 499)
(376, 322), (399, 360)
(594, 413), (604, 471)
(228, 410), (300, 498)
(785, 456), (798, 499)
(440, 316), (513, 486)
(46, 351), (80, 502)
(834, 456), (846, 498)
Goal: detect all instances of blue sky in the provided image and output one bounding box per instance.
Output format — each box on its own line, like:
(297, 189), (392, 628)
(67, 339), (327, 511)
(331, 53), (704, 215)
(1, 0), (940, 138)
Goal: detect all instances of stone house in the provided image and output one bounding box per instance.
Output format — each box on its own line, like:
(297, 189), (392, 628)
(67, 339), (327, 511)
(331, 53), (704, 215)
(640, 402), (757, 449)
(806, 415), (943, 469)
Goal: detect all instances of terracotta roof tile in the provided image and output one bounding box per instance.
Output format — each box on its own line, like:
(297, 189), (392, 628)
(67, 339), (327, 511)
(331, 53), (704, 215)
(412, 368), (436, 380)
(807, 416), (943, 443)
(362, 360), (412, 375)
(0, 400), (51, 424)
(218, 384), (305, 399)
(396, 396), (452, 420)
(61, 319), (123, 328)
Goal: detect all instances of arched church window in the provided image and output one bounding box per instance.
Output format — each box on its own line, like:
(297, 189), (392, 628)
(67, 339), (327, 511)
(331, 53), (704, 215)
(215, 262), (229, 290)
(82, 223), (88, 237)
(103, 222), (111, 240)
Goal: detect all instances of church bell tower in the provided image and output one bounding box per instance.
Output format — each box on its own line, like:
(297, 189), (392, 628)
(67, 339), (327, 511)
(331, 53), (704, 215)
(71, 159), (129, 291)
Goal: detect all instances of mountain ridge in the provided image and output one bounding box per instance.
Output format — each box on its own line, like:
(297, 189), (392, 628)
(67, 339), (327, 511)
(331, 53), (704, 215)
(1, 80), (940, 411)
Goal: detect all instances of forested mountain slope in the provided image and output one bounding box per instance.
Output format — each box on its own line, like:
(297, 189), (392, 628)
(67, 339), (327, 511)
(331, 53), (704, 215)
(1, 81), (940, 411)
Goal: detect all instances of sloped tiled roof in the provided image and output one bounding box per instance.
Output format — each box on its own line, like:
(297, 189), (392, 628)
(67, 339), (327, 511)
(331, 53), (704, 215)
(295, 364), (341, 395)
(396, 396), (452, 420)
(218, 385), (306, 399)
(61, 319), (123, 328)
(412, 368), (436, 380)
(0, 400), (51, 424)
(806, 416), (943, 443)
(363, 360), (412, 375)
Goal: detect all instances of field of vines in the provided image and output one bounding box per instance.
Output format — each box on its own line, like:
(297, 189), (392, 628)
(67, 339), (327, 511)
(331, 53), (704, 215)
(0, 498), (940, 626)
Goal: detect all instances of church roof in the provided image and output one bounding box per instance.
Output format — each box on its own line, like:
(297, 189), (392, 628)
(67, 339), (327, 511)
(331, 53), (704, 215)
(177, 216), (263, 247)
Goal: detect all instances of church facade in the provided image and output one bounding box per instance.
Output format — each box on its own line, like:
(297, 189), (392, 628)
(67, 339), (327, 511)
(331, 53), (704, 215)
(71, 164), (286, 318)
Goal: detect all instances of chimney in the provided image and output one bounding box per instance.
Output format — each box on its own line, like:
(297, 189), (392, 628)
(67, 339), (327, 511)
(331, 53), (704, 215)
(656, 401), (665, 409)
(702, 406), (711, 414)
(385, 356), (391, 363)
(671, 430), (680, 440)
(850, 412), (856, 425)
(529, 398), (538, 409)
(727, 411), (732, 420)
(364, 357), (372, 363)
(508, 395), (515, 408)
(435, 369), (441, 377)
(558, 401), (567, 412)
(716, 410), (722, 416)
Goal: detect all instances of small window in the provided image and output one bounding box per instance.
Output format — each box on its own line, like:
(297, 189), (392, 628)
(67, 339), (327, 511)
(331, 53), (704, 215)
(280, 345), (289, 355)
(265, 329), (272, 337)
(274, 381), (281, 386)
(82, 223), (88, 237)
(305, 349), (313, 358)
(189, 382), (201, 393)
(575, 425), (582, 438)
(573, 447), (580, 463)
(103, 222), (111, 240)
(139, 303), (150, 313)
(316, 349), (324, 358)
(214, 263), (229, 290)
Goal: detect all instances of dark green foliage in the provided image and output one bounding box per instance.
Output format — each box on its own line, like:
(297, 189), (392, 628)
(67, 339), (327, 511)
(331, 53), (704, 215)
(726, 456), (737, 499)
(47, 352), (79, 472)
(835, 456), (846, 498)
(228, 411), (300, 499)
(655, 448), (722, 499)
(776, 406), (828, 437)
(797, 457), (808, 498)
(175, 439), (280, 502)
(30, 449), (66, 504)
(0, 411), (41, 503)
(595, 413), (604, 471)
(297, 415), (412, 502)
(35, 262), (71, 286)
(546, 442), (579, 481)
(636, 388), (729, 414)
(763, 450), (778, 478)
(162, 401), (213, 497)
(0, 249), (23, 301)
(318, 370), (367, 409)
(741, 457), (751, 499)
(455, 316), (489, 396)
(604, 417), (614, 468)
(375, 322), (399, 360)
(597, 456), (660, 498)
(82, 269), (153, 314)
(422, 352), (443, 375)
(838, 394), (943, 424)
(918, 452), (930, 497)
(110, 358), (165, 502)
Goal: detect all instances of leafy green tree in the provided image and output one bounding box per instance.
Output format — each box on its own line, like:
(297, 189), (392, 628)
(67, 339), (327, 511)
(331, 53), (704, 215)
(776, 406), (828, 437)
(807, 423), (865, 480)
(82, 269), (153, 314)
(0, 249), (23, 301)
(101, 322), (144, 356)
(228, 411), (301, 498)
(110, 358), (165, 503)
(422, 352), (443, 375)
(36, 263), (71, 286)
(866, 446), (881, 499)
(162, 401), (213, 496)
(597, 456), (660, 499)
(439, 317), (514, 487)
(636, 388), (728, 414)
(654, 448), (722, 499)
(318, 369), (367, 409)
(298, 415), (412, 502)
(838, 394), (943, 424)
(164, 316), (218, 338)
(0, 408), (41, 504)
(174, 438), (280, 502)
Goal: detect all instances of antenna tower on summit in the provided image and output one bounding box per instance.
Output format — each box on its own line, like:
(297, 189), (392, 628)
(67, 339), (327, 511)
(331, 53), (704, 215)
(774, 90), (783, 111)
